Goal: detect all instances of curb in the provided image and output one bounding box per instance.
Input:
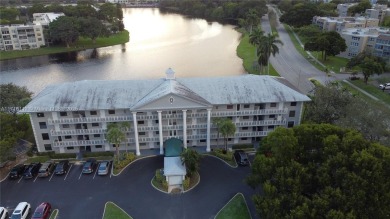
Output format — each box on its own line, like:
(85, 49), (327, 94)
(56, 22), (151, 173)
(102, 201), (133, 219)
(112, 155), (159, 177)
(203, 154), (238, 168)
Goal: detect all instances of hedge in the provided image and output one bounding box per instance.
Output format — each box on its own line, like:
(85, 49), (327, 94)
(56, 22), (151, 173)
(83, 151), (114, 158)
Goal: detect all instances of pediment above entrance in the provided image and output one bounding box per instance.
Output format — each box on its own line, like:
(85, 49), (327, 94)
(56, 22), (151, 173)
(130, 79), (211, 111)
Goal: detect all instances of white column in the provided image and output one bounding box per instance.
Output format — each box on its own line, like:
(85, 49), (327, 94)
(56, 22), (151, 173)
(132, 112), (140, 156)
(182, 110), (187, 149)
(206, 109), (211, 152)
(158, 111), (163, 155)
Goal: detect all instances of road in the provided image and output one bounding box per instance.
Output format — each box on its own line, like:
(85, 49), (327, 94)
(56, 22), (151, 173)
(261, 8), (338, 94)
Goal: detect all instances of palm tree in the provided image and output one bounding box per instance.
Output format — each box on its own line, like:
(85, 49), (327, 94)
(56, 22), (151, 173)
(257, 33), (283, 75)
(212, 117), (224, 148)
(219, 118), (236, 152)
(245, 9), (260, 34)
(180, 148), (200, 177)
(106, 122), (130, 163)
(249, 28), (265, 72)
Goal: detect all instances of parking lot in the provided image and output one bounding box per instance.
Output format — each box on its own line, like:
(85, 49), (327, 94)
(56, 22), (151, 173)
(0, 155), (258, 219)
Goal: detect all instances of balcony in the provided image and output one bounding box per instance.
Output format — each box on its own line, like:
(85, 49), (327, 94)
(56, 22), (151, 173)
(48, 116), (133, 124)
(210, 109), (288, 117)
(50, 128), (107, 136)
(235, 119), (286, 127)
(53, 139), (107, 147)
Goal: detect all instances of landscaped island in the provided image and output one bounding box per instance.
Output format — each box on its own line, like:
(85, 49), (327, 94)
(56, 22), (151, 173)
(0, 30), (129, 61)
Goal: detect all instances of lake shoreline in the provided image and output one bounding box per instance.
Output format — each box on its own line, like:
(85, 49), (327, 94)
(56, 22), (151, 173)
(0, 30), (130, 61)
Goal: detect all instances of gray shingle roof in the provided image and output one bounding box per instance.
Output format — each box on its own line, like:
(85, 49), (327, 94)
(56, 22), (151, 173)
(21, 75), (310, 113)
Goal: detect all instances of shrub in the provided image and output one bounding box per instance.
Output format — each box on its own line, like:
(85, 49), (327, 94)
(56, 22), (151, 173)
(155, 169), (165, 182)
(50, 153), (75, 159)
(83, 151), (114, 158)
(113, 152), (136, 173)
(212, 148), (233, 162)
(232, 144), (254, 150)
(183, 177), (190, 190)
(162, 180), (168, 190)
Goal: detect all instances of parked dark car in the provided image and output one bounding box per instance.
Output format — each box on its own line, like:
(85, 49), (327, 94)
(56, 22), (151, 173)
(234, 150), (249, 166)
(54, 160), (70, 175)
(23, 163), (41, 179)
(82, 159), (97, 174)
(9, 164), (26, 179)
(32, 202), (51, 219)
(38, 162), (55, 178)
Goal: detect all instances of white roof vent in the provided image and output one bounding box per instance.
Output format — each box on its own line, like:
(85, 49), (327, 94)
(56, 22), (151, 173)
(165, 68), (175, 80)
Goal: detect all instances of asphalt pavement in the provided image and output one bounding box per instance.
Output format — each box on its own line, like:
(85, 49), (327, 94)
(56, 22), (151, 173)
(0, 156), (258, 219)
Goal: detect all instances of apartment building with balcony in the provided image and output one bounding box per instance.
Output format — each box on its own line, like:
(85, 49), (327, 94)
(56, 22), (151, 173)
(20, 70), (311, 156)
(312, 16), (379, 33)
(365, 4), (390, 24)
(337, 3), (357, 17)
(33, 13), (65, 27)
(0, 24), (45, 51)
(339, 27), (390, 58)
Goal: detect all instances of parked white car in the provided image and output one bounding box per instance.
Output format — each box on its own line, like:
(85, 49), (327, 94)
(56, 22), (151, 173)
(0, 207), (9, 219)
(11, 202), (31, 219)
(379, 83), (390, 90)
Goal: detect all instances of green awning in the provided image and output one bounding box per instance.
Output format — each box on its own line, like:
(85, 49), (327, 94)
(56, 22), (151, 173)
(164, 138), (183, 157)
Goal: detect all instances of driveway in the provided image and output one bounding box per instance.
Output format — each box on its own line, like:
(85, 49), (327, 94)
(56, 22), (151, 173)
(0, 156), (258, 219)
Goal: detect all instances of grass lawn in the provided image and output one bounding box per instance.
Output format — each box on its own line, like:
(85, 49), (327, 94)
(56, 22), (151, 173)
(236, 32), (279, 76)
(215, 193), (251, 219)
(0, 30), (129, 61)
(103, 202), (133, 219)
(49, 209), (58, 219)
(348, 80), (390, 105)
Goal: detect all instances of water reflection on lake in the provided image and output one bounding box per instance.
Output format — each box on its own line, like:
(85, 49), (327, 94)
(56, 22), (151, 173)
(0, 8), (245, 94)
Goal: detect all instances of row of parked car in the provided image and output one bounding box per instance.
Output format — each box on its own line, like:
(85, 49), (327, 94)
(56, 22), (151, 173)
(0, 202), (51, 219)
(8, 159), (111, 180)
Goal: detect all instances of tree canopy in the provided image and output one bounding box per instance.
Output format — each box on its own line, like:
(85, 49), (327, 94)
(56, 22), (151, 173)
(280, 2), (324, 28)
(347, 0), (371, 16)
(247, 124), (390, 218)
(304, 31), (346, 60)
(49, 16), (80, 48)
(180, 148), (201, 177)
(106, 122), (130, 162)
(303, 82), (390, 146)
(0, 83), (32, 115)
(219, 118), (236, 151)
(346, 52), (385, 84)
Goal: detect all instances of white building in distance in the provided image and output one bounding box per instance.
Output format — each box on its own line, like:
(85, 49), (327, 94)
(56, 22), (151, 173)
(33, 13), (65, 27)
(0, 24), (45, 51)
(21, 71), (311, 156)
(312, 16), (379, 33)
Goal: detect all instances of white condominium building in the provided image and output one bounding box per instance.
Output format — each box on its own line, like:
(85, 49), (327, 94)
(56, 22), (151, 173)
(339, 27), (390, 58)
(312, 16), (379, 33)
(0, 24), (45, 51)
(337, 3), (357, 17)
(33, 13), (65, 27)
(21, 71), (311, 156)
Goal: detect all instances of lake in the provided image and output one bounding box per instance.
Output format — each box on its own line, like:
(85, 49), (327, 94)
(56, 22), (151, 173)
(0, 8), (245, 95)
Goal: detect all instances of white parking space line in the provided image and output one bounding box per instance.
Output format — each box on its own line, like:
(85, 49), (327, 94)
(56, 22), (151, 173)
(17, 177), (23, 183)
(64, 164), (73, 180)
(49, 172), (55, 181)
(93, 169), (98, 179)
(33, 175), (38, 182)
(78, 169), (83, 180)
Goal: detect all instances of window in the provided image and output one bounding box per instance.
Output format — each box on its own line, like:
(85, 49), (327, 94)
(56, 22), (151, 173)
(139, 132), (146, 136)
(138, 121), (144, 125)
(289, 111), (296, 117)
(243, 104), (250, 108)
(44, 144), (52, 151)
(67, 147), (74, 150)
(39, 122), (47, 129)
(108, 110), (115, 114)
(242, 127), (249, 130)
(268, 126), (274, 130)
(42, 133), (49, 140)
(200, 139), (206, 143)
(37, 112), (44, 117)
(95, 145), (102, 149)
(65, 136), (72, 139)
(241, 138), (247, 140)
(76, 124), (82, 129)
(94, 134), (101, 137)
(288, 121), (294, 128)
(227, 105), (233, 109)
(90, 111), (97, 115)
(155, 120), (159, 124)
(269, 115), (275, 118)
(155, 131), (159, 135)
(290, 102), (297, 106)
(60, 112), (67, 116)
(243, 116), (249, 120)
(92, 123), (99, 127)
(270, 103), (277, 107)
(62, 124), (70, 128)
